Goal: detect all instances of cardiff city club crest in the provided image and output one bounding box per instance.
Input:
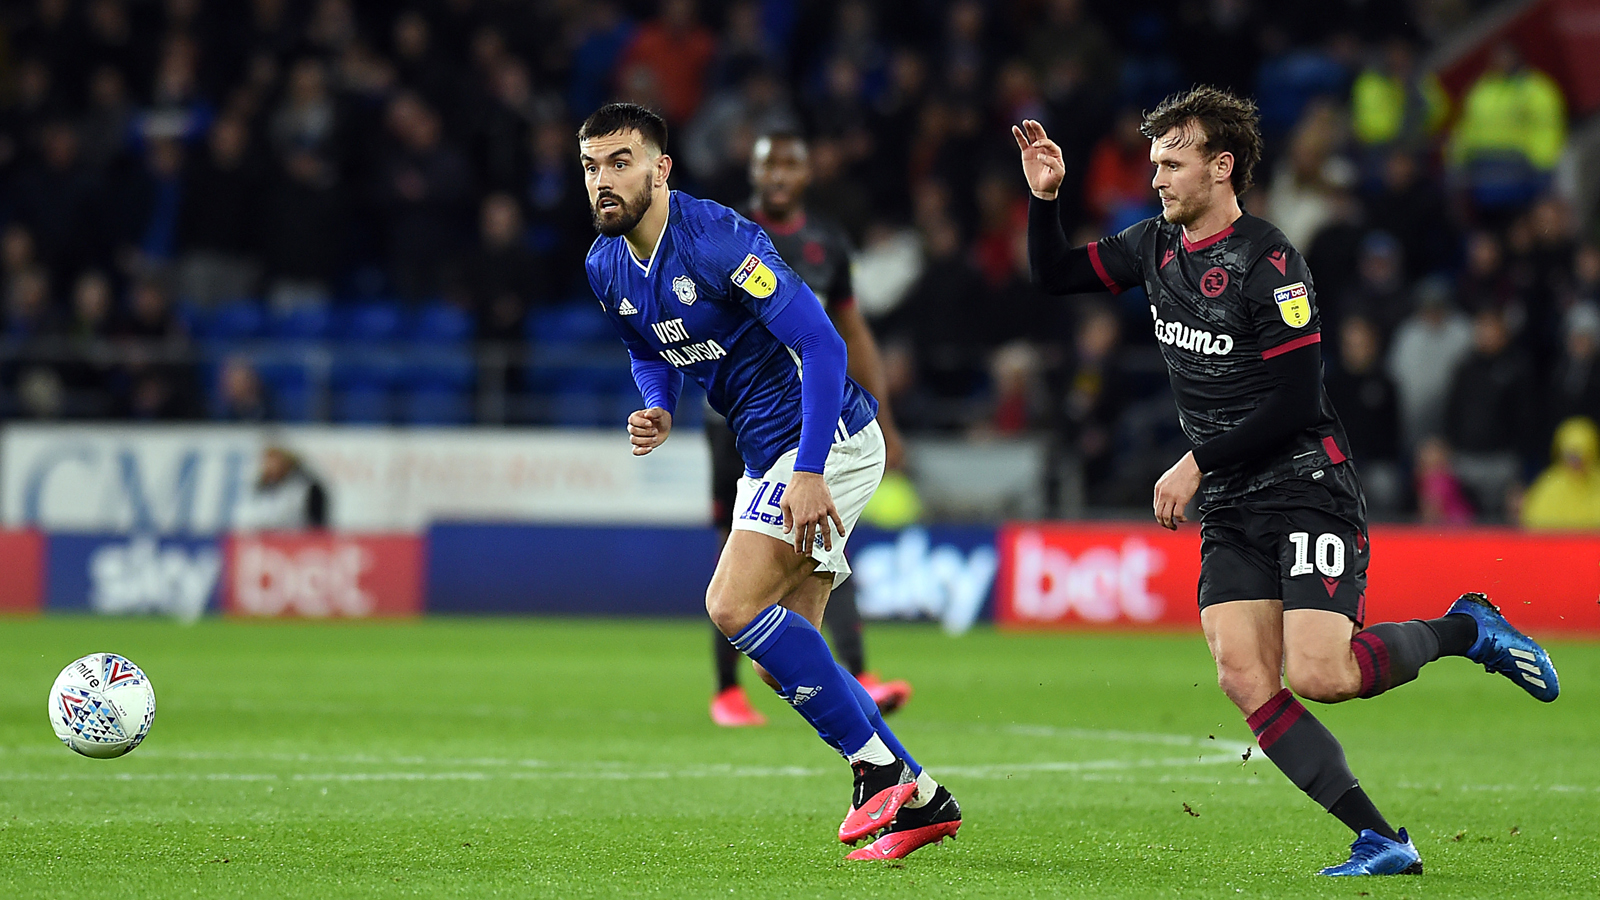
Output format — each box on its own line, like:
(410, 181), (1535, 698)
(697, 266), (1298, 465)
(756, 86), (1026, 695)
(672, 275), (697, 305)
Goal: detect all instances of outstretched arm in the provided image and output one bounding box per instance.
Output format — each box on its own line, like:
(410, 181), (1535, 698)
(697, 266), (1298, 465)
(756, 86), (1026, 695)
(1015, 120), (1130, 296)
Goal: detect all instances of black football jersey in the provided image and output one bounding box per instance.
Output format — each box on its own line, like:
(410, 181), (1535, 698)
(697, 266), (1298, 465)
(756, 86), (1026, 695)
(749, 209), (855, 312)
(1090, 213), (1353, 504)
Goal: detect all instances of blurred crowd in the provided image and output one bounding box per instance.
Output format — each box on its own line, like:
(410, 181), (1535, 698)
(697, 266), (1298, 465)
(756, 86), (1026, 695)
(0, 0), (1596, 524)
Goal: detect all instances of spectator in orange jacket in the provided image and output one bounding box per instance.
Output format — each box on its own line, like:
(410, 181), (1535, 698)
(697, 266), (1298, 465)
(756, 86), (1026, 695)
(615, 0), (718, 124)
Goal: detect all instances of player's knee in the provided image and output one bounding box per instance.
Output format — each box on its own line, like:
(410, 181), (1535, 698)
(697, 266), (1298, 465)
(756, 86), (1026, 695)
(1214, 660), (1275, 711)
(1286, 666), (1358, 703)
(705, 584), (755, 637)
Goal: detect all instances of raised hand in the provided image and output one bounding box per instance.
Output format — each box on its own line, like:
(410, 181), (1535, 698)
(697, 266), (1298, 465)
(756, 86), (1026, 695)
(1012, 119), (1065, 201)
(627, 407), (673, 456)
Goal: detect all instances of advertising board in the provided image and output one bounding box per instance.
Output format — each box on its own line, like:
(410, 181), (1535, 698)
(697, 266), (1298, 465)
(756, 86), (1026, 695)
(2, 425), (710, 533)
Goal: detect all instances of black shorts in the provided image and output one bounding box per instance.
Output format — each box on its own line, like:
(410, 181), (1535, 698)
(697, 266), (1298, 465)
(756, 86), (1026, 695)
(1196, 463), (1370, 624)
(707, 414), (744, 532)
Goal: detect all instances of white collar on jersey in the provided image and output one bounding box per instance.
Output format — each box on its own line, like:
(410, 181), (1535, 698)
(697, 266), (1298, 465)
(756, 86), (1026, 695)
(626, 194), (671, 276)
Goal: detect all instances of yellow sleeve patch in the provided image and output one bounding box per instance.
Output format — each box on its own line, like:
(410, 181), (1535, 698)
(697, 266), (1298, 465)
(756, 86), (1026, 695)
(1273, 282), (1312, 328)
(731, 253), (779, 299)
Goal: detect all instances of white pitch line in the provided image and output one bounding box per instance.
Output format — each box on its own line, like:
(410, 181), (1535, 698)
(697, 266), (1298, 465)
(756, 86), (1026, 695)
(0, 756), (1255, 784)
(0, 725), (1262, 785)
(0, 725), (1256, 768)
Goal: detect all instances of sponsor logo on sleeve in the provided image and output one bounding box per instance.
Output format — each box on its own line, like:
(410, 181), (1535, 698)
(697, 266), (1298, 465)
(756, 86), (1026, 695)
(731, 253), (779, 299)
(1273, 282), (1312, 327)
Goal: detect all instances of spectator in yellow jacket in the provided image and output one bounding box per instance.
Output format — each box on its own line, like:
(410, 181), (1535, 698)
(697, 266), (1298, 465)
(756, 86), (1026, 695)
(1450, 42), (1567, 172)
(1521, 416), (1600, 529)
(1352, 38), (1450, 151)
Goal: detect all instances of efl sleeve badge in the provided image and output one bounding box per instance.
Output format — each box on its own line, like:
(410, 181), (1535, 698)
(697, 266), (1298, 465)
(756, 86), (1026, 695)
(1273, 282), (1312, 328)
(731, 253), (779, 299)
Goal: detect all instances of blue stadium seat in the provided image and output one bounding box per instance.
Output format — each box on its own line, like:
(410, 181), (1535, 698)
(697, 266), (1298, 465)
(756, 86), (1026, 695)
(332, 387), (392, 424)
(525, 301), (614, 343)
(257, 359), (316, 422)
(410, 302), (474, 344)
(401, 349), (476, 391)
(331, 350), (402, 389)
(204, 299), (267, 342)
(402, 388), (474, 425)
(338, 301), (405, 344)
(270, 305), (333, 341)
(552, 389), (619, 427)
(330, 350), (402, 424)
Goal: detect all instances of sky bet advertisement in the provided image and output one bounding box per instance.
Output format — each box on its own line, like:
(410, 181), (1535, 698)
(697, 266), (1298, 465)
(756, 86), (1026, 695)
(1, 425), (1598, 633)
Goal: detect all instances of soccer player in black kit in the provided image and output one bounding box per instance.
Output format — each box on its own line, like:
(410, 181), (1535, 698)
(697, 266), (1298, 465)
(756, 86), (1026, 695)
(1017, 86), (1560, 876)
(706, 131), (913, 727)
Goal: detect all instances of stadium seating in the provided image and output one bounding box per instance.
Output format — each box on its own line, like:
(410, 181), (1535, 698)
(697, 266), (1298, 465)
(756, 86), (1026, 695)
(338, 302), (405, 344)
(269, 305), (334, 343)
(330, 350), (403, 424)
(202, 299), (268, 344)
(409, 302), (474, 345)
(399, 349), (477, 426)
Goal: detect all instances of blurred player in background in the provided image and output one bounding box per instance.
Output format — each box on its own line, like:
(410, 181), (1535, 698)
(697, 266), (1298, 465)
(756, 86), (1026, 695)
(707, 131), (912, 728)
(581, 103), (959, 860)
(235, 444), (328, 531)
(1017, 86), (1560, 876)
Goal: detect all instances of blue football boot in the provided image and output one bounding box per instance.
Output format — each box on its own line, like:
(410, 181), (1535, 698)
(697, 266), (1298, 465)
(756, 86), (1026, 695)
(1447, 592), (1560, 702)
(1320, 828), (1422, 876)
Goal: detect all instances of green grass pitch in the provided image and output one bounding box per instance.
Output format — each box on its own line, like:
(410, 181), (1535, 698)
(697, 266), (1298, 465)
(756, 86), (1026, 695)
(1, 617), (1596, 899)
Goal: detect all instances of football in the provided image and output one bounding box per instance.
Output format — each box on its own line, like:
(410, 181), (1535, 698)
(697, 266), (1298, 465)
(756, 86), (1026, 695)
(48, 653), (157, 759)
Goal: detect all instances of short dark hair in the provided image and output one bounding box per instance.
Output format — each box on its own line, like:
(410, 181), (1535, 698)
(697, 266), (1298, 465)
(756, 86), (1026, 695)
(578, 102), (669, 154)
(1140, 86), (1262, 195)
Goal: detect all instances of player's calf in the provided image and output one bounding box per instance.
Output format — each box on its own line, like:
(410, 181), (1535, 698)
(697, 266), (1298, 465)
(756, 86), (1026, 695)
(1347, 613), (1478, 699)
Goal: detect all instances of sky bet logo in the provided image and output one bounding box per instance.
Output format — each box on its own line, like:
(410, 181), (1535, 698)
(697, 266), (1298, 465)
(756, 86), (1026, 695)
(89, 537), (220, 622)
(852, 528), (997, 635)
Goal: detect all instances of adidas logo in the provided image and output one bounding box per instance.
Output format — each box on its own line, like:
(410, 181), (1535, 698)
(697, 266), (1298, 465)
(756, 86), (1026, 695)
(789, 685), (822, 706)
(1509, 648), (1547, 688)
(619, 298), (639, 315)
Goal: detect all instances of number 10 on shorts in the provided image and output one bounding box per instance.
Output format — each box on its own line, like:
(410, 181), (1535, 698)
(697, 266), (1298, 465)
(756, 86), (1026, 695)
(1288, 532), (1345, 578)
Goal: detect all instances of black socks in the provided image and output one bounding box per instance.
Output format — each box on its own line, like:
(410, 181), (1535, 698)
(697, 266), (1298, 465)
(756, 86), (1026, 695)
(1247, 689), (1360, 809)
(1328, 786), (1400, 841)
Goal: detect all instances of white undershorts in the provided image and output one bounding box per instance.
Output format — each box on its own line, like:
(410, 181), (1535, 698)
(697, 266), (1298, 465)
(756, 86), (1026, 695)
(729, 420), (886, 587)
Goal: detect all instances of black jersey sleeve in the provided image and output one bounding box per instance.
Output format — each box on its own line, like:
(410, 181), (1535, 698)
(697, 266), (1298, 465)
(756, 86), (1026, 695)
(1089, 218), (1150, 293)
(1027, 197), (1149, 295)
(1242, 241), (1322, 359)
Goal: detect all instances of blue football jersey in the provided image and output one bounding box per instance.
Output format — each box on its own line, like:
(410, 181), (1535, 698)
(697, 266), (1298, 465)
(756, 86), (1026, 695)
(585, 192), (878, 474)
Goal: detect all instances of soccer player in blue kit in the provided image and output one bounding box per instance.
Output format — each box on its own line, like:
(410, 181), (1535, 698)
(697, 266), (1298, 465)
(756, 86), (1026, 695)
(579, 103), (960, 860)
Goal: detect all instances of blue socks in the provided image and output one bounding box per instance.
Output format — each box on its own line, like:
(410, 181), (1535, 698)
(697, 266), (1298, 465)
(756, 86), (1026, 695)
(839, 661), (921, 776)
(730, 605), (878, 758)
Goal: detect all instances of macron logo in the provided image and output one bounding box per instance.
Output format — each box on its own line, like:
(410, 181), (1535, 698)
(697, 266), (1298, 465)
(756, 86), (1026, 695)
(618, 298), (639, 315)
(789, 685), (822, 706)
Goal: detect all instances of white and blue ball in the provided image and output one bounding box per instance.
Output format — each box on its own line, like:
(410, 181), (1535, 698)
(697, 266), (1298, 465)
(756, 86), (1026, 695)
(48, 653), (156, 759)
